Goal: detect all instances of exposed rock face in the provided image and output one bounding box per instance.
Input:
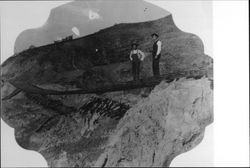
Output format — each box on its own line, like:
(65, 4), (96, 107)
(1, 77), (213, 167)
(94, 78), (213, 167)
(1, 1), (213, 167)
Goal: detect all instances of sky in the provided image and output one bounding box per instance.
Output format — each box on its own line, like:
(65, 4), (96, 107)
(1, 1), (247, 167)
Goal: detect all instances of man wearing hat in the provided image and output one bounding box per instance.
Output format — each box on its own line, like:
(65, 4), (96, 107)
(129, 42), (145, 81)
(151, 33), (162, 77)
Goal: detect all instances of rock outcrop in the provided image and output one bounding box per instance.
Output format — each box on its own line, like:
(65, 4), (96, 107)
(94, 78), (213, 167)
(1, 77), (213, 167)
(1, 1), (213, 167)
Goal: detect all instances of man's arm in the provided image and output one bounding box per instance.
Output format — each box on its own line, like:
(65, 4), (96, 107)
(156, 41), (162, 57)
(129, 51), (133, 60)
(138, 50), (145, 61)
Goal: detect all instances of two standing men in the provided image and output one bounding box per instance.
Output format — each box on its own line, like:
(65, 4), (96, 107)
(129, 33), (162, 81)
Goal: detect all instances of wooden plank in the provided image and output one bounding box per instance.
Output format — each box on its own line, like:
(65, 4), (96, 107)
(2, 88), (22, 100)
(6, 74), (205, 97)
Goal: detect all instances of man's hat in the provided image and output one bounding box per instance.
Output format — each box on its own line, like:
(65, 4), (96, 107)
(151, 33), (159, 37)
(131, 41), (138, 47)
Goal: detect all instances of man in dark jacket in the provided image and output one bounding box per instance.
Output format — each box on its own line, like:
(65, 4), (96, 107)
(151, 33), (162, 77)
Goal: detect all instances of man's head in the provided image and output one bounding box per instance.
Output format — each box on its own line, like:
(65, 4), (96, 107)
(151, 33), (159, 41)
(131, 43), (138, 49)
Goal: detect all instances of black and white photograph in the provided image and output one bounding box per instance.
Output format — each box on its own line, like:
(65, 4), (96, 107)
(0, 0), (248, 167)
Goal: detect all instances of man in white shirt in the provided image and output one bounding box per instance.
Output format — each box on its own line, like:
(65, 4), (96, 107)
(129, 42), (145, 81)
(151, 33), (162, 77)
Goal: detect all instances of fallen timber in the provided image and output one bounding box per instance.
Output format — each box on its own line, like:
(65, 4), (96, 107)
(3, 73), (210, 101)
(1, 88), (22, 100)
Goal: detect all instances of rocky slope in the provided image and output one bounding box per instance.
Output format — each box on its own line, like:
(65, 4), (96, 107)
(1, 77), (213, 167)
(1, 3), (213, 167)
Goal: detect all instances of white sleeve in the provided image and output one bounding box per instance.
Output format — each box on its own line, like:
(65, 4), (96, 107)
(129, 51), (132, 60)
(138, 50), (145, 61)
(156, 41), (162, 55)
